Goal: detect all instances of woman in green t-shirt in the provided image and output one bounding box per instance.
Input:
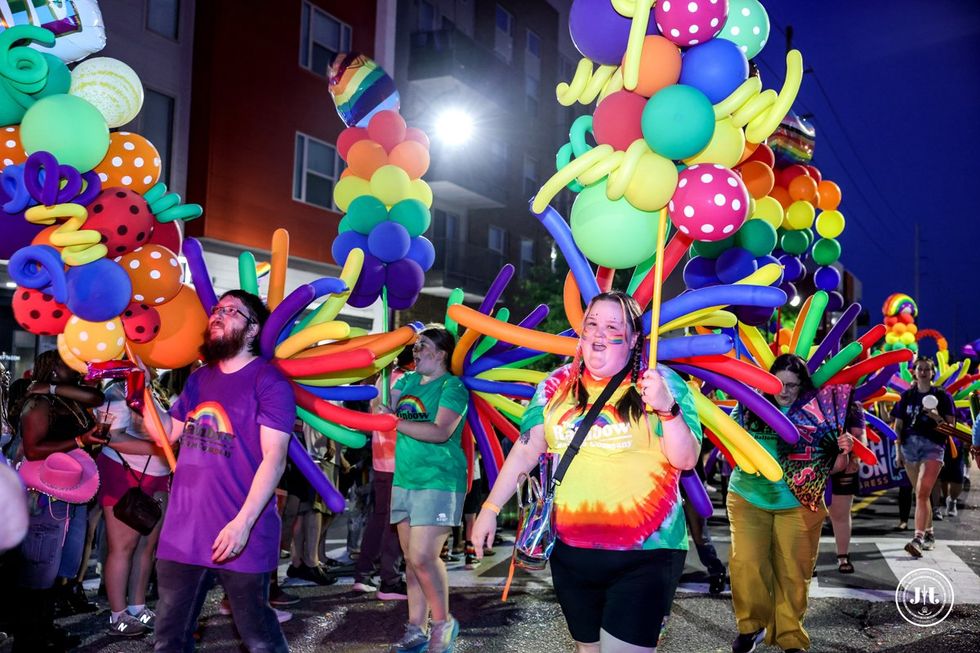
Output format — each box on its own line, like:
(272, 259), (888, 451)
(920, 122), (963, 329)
(381, 325), (468, 653)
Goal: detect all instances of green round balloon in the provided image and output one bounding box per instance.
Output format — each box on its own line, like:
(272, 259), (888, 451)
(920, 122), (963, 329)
(389, 199), (431, 237)
(570, 180), (661, 269)
(346, 195), (388, 234)
(19, 94), (109, 172)
(800, 227), (814, 249)
(641, 85), (715, 160)
(718, 0), (771, 59)
(736, 219), (777, 257)
(810, 237), (841, 266)
(780, 230), (809, 255)
(691, 235), (735, 259)
(338, 216), (354, 234)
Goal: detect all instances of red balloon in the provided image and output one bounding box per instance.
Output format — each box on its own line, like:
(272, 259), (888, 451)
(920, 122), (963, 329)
(337, 127), (368, 160)
(146, 220), (182, 254)
(367, 110), (407, 153)
(86, 188), (155, 257)
(804, 165), (822, 183)
(745, 142), (775, 167)
(121, 302), (161, 344)
(592, 91), (647, 151)
(404, 127), (431, 150)
(777, 164), (809, 189)
(12, 287), (71, 336)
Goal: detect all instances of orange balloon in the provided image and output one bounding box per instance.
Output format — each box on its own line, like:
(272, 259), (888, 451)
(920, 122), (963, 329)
(738, 161), (774, 199)
(130, 284), (207, 369)
(346, 140), (388, 178)
(737, 140), (760, 165)
(388, 140), (430, 179)
(630, 36), (682, 98)
(94, 132), (162, 195)
(788, 174), (818, 202)
(117, 244), (183, 305)
(817, 180), (842, 210)
(0, 125), (27, 172)
(31, 225), (60, 248)
(769, 185), (793, 209)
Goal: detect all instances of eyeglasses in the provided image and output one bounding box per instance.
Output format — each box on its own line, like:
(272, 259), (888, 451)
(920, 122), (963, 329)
(210, 305), (253, 322)
(781, 382), (801, 391)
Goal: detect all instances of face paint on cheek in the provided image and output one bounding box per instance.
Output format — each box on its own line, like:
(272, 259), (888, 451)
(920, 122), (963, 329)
(607, 336), (625, 345)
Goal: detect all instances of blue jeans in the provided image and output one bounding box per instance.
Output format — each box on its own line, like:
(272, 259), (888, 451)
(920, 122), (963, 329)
(154, 559), (288, 653)
(18, 493), (86, 589)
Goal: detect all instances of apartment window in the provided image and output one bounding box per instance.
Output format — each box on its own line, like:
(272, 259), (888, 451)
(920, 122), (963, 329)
(523, 155), (538, 199)
(139, 90), (174, 185)
(494, 5), (513, 63)
(433, 209), (461, 240)
(419, 0), (438, 31)
(525, 74), (539, 117)
(490, 140), (509, 167)
(300, 2), (352, 77)
(293, 133), (343, 210)
(519, 238), (534, 278)
(488, 226), (506, 255)
(146, 0), (180, 40)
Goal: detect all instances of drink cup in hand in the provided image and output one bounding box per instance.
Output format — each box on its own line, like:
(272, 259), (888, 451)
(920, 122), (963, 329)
(94, 409), (116, 441)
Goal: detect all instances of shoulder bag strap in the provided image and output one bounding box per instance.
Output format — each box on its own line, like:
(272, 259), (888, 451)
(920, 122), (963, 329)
(108, 446), (153, 489)
(550, 363), (631, 492)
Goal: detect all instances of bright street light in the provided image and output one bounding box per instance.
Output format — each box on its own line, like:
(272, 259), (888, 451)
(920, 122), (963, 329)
(789, 295), (801, 307)
(434, 108), (474, 146)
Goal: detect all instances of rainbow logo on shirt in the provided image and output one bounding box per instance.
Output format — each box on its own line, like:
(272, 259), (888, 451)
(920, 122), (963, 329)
(396, 395), (428, 420)
(187, 401), (233, 435)
(553, 404), (630, 446)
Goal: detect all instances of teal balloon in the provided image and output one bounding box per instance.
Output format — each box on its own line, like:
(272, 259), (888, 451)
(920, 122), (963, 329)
(570, 180), (661, 269)
(35, 54), (71, 98)
(19, 94), (109, 172)
(0, 54), (70, 127)
(345, 195), (388, 234)
(718, 0), (771, 60)
(811, 237), (841, 266)
(691, 235), (735, 259)
(338, 216), (354, 234)
(641, 85), (715, 160)
(736, 219), (777, 257)
(780, 230), (809, 255)
(389, 199), (431, 237)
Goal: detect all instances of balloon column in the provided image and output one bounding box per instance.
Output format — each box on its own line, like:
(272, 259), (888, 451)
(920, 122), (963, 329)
(1, 24), (204, 376)
(881, 293), (919, 354)
(327, 53), (435, 311)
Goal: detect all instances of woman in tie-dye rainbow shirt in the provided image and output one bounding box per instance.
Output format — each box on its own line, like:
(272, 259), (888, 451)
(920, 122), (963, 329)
(471, 291), (702, 653)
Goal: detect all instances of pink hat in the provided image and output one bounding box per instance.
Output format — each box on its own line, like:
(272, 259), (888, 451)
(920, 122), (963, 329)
(18, 450), (99, 504)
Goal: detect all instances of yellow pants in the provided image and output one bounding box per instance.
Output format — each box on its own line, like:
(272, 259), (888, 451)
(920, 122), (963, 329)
(727, 491), (826, 651)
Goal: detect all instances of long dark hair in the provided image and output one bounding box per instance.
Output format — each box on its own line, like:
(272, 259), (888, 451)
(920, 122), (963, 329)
(551, 291), (646, 424)
(741, 353), (815, 431)
(419, 324), (456, 374)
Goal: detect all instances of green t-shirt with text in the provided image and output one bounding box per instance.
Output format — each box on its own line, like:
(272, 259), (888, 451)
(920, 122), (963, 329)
(728, 405), (801, 510)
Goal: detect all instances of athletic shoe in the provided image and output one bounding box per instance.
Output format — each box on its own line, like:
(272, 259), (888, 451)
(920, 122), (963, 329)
(378, 580), (409, 601)
(947, 497), (958, 517)
(923, 532), (936, 551)
(388, 622), (429, 653)
(428, 615), (459, 653)
(270, 589), (301, 607)
(132, 607), (156, 628)
(933, 508), (944, 521)
(905, 536), (923, 558)
(274, 608), (292, 624)
(731, 627), (765, 653)
(709, 573), (726, 595)
(352, 577), (379, 593)
(464, 542), (480, 570)
(108, 612), (149, 637)
(286, 563), (337, 586)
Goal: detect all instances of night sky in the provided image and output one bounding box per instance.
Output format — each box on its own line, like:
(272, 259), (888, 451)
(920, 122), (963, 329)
(752, 1), (980, 351)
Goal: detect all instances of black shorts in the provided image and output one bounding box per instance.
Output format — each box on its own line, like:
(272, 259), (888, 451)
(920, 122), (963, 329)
(831, 471), (859, 495)
(549, 539), (686, 647)
(462, 481), (484, 515)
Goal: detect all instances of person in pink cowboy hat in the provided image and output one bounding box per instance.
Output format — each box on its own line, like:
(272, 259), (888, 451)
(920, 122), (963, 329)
(10, 349), (106, 653)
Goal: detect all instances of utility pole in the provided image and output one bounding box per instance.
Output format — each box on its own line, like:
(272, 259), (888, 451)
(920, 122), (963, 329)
(913, 221), (920, 301)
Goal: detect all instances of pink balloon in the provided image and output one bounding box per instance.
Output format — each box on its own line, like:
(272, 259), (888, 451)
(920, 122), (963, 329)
(668, 163), (749, 242)
(655, 0), (728, 47)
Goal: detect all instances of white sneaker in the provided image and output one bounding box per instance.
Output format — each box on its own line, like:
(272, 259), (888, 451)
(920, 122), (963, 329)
(352, 579), (379, 593)
(947, 497), (958, 517)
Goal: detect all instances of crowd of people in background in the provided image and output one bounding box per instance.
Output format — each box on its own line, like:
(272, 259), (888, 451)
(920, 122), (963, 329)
(0, 289), (975, 653)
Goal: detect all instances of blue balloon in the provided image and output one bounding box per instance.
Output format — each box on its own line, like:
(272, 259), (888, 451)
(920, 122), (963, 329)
(778, 253), (805, 283)
(650, 284), (787, 332)
(8, 244), (67, 302)
(779, 281), (797, 301)
(715, 247), (757, 284)
(531, 200), (599, 304)
(682, 255), (719, 289)
(331, 230), (369, 266)
(678, 38), (750, 104)
(66, 259), (132, 322)
(406, 236), (435, 272)
(814, 265), (841, 292)
(368, 221), (411, 263)
(659, 333), (733, 359)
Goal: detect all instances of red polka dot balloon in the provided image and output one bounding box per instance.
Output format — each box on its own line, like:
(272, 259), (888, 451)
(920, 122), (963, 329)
(120, 302), (161, 344)
(86, 188), (155, 257)
(656, 0), (728, 47)
(12, 287), (72, 336)
(668, 163), (749, 241)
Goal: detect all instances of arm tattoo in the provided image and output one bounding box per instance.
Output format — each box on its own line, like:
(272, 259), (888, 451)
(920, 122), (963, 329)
(519, 429), (531, 445)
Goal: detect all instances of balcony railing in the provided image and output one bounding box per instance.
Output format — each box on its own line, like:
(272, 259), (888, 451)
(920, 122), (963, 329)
(429, 237), (506, 296)
(408, 27), (515, 106)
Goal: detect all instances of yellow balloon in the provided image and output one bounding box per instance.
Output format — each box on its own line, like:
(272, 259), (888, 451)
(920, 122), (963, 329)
(370, 165), (412, 206)
(333, 176), (370, 212)
(62, 316), (126, 362)
(900, 332), (915, 345)
(624, 150), (677, 211)
(406, 178), (433, 208)
(815, 209), (845, 238)
(885, 333), (898, 344)
(784, 200), (815, 230)
(683, 116), (745, 168)
(753, 195), (783, 228)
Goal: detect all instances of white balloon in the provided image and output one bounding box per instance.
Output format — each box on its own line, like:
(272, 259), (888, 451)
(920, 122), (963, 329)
(921, 395), (938, 410)
(70, 57), (144, 128)
(0, 0), (106, 63)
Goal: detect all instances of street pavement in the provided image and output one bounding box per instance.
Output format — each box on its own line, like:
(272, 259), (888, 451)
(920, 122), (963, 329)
(8, 466), (980, 652)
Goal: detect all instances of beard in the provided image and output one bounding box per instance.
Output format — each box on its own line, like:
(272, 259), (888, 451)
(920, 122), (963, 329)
(200, 323), (250, 365)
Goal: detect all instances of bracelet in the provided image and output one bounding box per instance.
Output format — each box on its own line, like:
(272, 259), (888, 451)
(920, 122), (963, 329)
(75, 436), (85, 450)
(657, 411), (679, 422)
(49, 383), (57, 395)
(481, 500), (501, 515)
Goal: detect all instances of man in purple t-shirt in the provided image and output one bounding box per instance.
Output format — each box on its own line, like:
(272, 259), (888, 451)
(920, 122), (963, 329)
(144, 290), (294, 653)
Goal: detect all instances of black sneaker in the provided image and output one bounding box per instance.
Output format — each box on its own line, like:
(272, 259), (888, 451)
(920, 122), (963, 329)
(286, 564), (337, 586)
(905, 536), (923, 558)
(732, 627), (765, 653)
(269, 589), (301, 606)
(709, 573), (726, 595)
(922, 532), (936, 551)
(377, 580), (408, 601)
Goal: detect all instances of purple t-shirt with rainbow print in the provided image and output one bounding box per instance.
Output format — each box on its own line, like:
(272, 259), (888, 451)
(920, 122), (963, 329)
(158, 358), (295, 573)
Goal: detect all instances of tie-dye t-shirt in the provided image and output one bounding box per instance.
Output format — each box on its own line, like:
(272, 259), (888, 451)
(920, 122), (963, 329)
(392, 371), (469, 493)
(159, 358), (295, 573)
(521, 364), (701, 551)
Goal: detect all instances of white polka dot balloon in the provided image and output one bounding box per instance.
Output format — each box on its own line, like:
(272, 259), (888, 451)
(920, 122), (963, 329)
(62, 315), (126, 362)
(717, 0), (769, 59)
(668, 164), (749, 241)
(655, 0), (729, 47)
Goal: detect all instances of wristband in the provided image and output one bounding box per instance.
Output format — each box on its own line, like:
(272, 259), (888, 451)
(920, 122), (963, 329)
(49, 383), (57, 395)
(75, 436), (85, 450)
(481, 500), (501, 515)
